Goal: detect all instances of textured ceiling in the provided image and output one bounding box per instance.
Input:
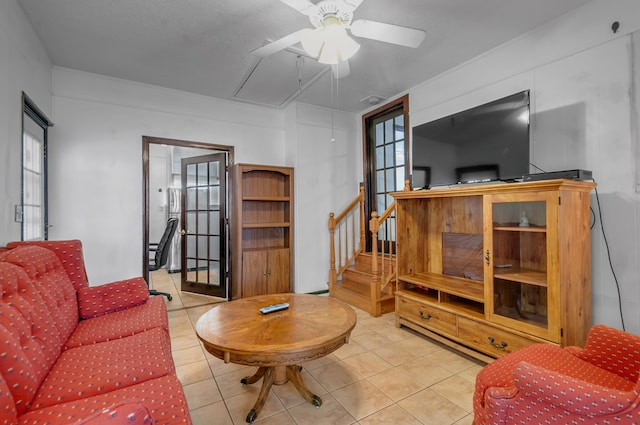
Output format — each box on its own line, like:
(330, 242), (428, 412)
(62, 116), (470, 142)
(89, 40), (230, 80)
(18, 0), (593, 112)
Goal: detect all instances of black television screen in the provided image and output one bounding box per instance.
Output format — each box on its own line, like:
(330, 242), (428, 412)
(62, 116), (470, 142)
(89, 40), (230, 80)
(411, 91), (530, 188)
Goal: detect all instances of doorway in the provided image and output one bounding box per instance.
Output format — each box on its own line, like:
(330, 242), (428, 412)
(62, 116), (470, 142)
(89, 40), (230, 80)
(143, 136), (234, 299)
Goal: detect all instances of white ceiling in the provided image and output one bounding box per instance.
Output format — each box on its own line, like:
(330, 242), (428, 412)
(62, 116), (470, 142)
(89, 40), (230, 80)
(18, 0), (593, 113)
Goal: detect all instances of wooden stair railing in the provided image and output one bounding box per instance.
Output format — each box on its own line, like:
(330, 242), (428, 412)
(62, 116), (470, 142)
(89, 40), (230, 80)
(368, 202), (397, 315)
(328, 182), (408, 316)
(328, 185), (366, 291)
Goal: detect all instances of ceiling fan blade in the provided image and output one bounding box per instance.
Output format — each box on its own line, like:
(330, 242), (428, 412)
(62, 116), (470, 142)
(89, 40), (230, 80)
(280, 0), (319, 16)
(342, 0), (364, 11)
(331, 60), (351, 79)
(350, 19), (425, 48)
(251, 29), (312, 57)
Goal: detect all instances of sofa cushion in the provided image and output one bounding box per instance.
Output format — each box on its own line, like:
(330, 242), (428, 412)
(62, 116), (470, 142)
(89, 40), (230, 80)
(69, 400), (154, 425)
(77, 277), (149, 319)
(0, 370), (18, 424)
(30, 327), (174, 411)
(18, 375), (190, 425)
(66, 296), (168, 349)
(0, 263), (65, 415)
(0, 246), (78, 345)
(6, 240), (89, 291)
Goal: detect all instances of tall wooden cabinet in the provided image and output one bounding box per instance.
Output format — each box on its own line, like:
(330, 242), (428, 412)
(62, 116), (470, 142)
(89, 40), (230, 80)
(231, 164), (294, 299)
(393, 179), (595, 360)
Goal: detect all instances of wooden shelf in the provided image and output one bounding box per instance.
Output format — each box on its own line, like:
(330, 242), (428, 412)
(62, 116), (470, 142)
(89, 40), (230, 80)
(494, 225), (546, 233)
(494, 267), (547, 286)
(242, 222), (291, 229)
(243, 196), (290, 202)
(399, 272), (484, 303)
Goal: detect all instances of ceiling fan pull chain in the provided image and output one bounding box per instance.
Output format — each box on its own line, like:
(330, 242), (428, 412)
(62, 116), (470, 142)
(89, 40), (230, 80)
(296, 55), (304, 92)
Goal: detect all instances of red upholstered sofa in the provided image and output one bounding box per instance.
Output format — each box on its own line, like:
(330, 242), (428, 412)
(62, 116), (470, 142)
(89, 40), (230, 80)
(473, 324), (640, 424)
(0, 240), (192, 425)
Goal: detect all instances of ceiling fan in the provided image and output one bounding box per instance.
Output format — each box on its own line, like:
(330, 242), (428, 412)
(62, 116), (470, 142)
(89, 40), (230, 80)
(251, 0), (426, 72)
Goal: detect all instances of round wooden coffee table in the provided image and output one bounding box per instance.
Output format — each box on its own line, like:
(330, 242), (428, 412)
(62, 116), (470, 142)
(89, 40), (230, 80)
(195, 293), (357, 423)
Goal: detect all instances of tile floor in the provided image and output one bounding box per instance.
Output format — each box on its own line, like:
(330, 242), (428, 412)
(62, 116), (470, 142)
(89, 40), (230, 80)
(150, 270), (486, 425)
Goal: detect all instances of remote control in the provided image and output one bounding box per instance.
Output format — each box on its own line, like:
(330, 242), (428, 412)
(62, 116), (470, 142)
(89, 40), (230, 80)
(259, 303), (289, 314)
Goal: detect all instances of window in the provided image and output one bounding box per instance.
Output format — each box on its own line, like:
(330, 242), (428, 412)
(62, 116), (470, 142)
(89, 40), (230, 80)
(22, 93), (53, 240)
(362, 95), (409, 251)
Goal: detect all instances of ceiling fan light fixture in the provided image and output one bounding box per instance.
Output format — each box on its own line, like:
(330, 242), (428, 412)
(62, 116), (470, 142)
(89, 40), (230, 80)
(301, 18), (360, 64)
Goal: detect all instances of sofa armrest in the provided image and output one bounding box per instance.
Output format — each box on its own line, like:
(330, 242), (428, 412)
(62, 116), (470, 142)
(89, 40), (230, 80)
(512, 361), (637, 416)
(569, 324), (640, 382)
(77, 277), (150, 319)
(71, 400), (153, 425)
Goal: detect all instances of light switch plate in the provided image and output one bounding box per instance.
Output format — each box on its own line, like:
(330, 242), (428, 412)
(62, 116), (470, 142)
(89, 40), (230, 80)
(14, 205), (23, 222)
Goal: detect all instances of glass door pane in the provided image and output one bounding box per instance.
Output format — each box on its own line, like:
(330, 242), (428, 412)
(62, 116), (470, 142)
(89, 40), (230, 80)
(181, 153), (227, 298)
(489, 197), (555, 339)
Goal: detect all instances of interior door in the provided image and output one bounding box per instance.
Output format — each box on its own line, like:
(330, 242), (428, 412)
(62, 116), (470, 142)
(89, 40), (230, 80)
(181, 153), (227, 297)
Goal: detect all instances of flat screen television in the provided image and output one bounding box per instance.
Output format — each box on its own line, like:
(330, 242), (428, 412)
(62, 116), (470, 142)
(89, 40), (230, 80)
(411, 90), (530, 189)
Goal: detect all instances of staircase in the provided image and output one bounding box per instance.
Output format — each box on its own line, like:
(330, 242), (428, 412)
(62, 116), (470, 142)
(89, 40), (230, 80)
(331, 252), (395, 316)
(328, 183), (408, 317)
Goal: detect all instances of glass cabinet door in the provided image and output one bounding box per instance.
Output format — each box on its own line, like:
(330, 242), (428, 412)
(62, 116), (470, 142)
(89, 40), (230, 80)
(484, 192), (560, 342)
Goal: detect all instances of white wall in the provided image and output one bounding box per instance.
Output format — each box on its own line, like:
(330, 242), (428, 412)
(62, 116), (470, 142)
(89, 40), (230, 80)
(285, 103), (359, 293)
(0, 0), (52, 243)
(407, 0), (640, 334)
(49, 68), (287, 284)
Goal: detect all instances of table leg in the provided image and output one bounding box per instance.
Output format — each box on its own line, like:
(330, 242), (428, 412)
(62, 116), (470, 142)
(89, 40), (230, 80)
(244, 367), (274, 423)
(286, 365), (322, 407)
(240, 367), (267, 386)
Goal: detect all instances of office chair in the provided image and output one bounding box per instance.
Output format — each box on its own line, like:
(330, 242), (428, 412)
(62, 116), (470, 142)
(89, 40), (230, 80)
(148, 217), (179, 301)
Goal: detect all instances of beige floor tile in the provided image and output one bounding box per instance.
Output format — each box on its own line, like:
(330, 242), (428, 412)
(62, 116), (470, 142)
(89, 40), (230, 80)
(176, 360), (213, 386)
(431, 375), (475, 412)
(366, 367), (425, 402)
(341, 351), (393, 378)
(394, 335), (444, 357)
(172, 345), (207, 367)
(189, 400), (233, 425)
(214, 367), (262, 399)
(300, 353), (338, 371)
(331, 380), (394, 420)
(424, 349), (480, 374)
(399, 358), (457, 387)
(454, 413), (475, 424)
(287, 393), (356, 425)
(182, 378), (222, 410)
(457, 363), (484, 384)
(357, 404), (422, 425)
(399, 388), (468, 425)
(171, 332), (201, 351)
(208, 356), (252, 377)
(371, 343), (421, 366)
(307, 361), (364, 392)
(350, 331), (397, 351)
(332, 340), (369, 360)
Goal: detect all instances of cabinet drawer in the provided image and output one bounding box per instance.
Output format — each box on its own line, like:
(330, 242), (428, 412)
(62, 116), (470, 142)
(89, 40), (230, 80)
(458, 317), (541, 358)
(397, 296), (457, 335)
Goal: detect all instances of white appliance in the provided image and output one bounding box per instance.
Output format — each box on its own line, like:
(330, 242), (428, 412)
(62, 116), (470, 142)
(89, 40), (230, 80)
(167, 188), (181, 273)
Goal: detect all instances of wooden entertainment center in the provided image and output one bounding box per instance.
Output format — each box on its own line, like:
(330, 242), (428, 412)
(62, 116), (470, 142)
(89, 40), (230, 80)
(393, 179), (595, 361)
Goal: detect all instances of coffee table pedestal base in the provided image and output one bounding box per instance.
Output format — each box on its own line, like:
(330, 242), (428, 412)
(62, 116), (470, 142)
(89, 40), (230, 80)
(241, 365), (322, 423)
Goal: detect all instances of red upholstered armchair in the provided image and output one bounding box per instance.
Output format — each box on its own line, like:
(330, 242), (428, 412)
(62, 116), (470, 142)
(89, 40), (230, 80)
(473, 324), (640, 424)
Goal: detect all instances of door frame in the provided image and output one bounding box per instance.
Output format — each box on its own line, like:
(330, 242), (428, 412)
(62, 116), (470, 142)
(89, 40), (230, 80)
(361, 95), (409, 252)
(142, 136), (234, 284)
